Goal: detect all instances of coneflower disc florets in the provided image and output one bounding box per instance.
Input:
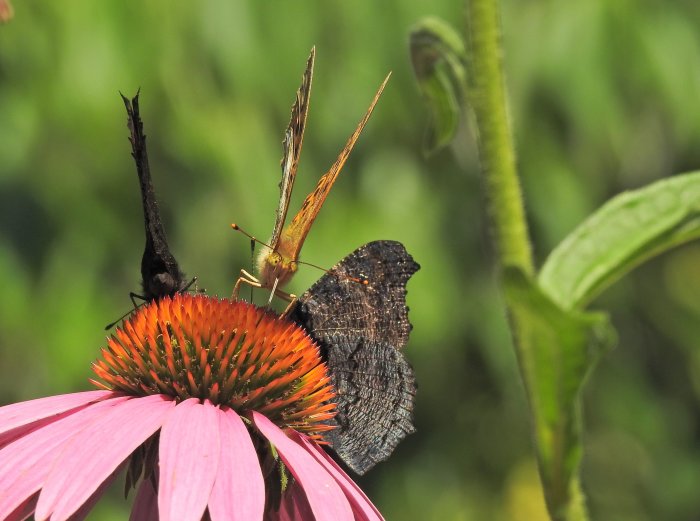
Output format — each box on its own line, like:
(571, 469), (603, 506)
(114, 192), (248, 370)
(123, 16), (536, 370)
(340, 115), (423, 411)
(92, 294), (336, 436)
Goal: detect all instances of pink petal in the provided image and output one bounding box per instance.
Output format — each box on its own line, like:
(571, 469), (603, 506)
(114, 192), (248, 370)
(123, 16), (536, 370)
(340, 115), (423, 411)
(268, 481), (314, 521)
(208, 407), (264, 521)
(0, 415), (63, 449)
(252, 412), (353, 521)
(129, 478), (159, 521)
(36, 394), (175, 521)
(4, 494), (37, 521)
(0, 396), (128, 519)
(286, 482), (315, 520)
(158, 399), (220, 521)
(0, 390), (113, 443)
(293, 434), (383, 521)
(65, 463), (124, 521)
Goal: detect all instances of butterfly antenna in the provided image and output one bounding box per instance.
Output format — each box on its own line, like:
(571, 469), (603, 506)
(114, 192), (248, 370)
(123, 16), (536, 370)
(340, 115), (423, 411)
(293, 259), (369, 286)
(231, 223), (276, 252)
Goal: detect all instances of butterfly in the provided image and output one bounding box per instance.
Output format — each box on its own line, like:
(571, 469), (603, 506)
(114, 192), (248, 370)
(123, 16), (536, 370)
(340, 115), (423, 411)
(106, 93), (194, 329)
(233, 48), (390, 302)
(290, 240), (419, 475)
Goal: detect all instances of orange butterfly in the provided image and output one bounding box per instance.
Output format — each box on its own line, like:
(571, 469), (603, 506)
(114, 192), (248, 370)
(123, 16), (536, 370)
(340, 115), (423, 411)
(233, 47), (390, 304)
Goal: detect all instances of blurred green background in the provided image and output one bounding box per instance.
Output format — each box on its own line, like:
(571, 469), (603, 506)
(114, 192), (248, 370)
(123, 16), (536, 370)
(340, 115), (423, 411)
(2, 1), (700, 519)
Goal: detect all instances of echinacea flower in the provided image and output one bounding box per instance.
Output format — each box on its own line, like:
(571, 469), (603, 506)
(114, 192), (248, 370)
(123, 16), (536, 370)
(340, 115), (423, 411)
(0, 294), (384, 521)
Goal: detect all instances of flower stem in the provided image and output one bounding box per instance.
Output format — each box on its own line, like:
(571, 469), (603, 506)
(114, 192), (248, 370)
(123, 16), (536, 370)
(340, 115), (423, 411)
(465, 2), (591, 521)
(466, 0), (533, 275)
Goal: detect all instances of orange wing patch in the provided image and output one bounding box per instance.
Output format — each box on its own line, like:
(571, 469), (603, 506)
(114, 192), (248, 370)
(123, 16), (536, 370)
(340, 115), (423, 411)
(257, 58), (390, 290)
(277, 73), (391, 265)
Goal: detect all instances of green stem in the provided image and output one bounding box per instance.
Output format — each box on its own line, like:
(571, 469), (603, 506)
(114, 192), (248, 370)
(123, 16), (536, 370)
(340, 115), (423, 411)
(466, 0), (533, 275)
(465, 2), (590, 521)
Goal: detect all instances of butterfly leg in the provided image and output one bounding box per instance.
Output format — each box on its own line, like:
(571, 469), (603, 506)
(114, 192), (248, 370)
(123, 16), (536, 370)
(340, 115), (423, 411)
(130, 292), (147, 309)
(105, 295), (147, 330)
(184, 276), (206, 294)
(232, 270), (298, 314)
(232, 269), (262, 300)
(280, 294), (298, 317)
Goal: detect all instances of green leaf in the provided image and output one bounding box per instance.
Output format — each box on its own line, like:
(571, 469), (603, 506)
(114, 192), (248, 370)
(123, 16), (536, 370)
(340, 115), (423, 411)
(504, 267), (615, 519)
(409, 17), (468, 155)
(539, 171), (700, 310)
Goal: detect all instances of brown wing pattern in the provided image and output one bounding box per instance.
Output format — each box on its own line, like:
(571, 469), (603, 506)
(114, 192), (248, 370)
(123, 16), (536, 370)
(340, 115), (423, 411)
(291, 240), (419, 474)
(270, 47), (315, 249)
(293, 240), (417, 348)
(314, 333), (416, 475)
(276, 73), (391, 262)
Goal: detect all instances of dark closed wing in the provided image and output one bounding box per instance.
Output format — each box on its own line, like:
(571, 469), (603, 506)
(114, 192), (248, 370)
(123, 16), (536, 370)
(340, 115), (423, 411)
(291, 240), (419, 474)
(121, 92), (188, 300)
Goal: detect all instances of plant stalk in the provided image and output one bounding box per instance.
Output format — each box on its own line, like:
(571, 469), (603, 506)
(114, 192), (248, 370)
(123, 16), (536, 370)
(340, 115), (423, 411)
(465, 0), (533, 275)
(464, 1), (589, 520)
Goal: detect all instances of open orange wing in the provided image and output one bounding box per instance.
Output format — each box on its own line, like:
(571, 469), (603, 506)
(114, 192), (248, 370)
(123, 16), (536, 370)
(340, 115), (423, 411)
(269, 47), (315, 250)
(276, 73), (391, 263)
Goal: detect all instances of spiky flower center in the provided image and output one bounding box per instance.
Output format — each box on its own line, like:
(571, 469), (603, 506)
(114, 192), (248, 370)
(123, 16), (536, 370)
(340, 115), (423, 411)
(92, 294), (336, 436)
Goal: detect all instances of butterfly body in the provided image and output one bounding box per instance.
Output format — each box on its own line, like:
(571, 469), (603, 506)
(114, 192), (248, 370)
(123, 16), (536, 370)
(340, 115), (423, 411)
(256, 243), (298, 289)
(140, 249), (188, 300)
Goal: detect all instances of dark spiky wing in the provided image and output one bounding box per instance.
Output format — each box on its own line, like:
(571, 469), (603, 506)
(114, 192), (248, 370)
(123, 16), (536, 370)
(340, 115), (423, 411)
(121, 92), (188, 300)
(291, 240), (419, 474)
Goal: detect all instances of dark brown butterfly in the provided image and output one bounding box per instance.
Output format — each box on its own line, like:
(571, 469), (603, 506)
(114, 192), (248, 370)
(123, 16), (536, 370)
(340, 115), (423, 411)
(291, 240), (419, 475)
(106, 93), (193, 329)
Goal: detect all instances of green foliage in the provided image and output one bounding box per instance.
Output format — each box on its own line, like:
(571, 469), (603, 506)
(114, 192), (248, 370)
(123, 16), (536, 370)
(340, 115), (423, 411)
(2, 1), (700, 520)
(409, 17), (468, 155)
(412, 5), (700, 521)
(540, 171), (700, 310)
(504, 267), (614, 519)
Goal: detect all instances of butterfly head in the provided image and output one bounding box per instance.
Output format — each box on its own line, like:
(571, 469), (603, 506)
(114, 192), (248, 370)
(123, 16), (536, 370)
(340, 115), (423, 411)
(257, 246), (298, 289)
